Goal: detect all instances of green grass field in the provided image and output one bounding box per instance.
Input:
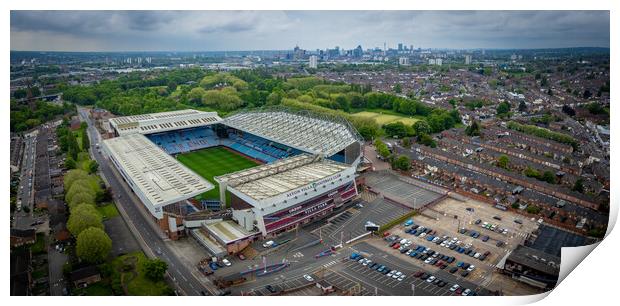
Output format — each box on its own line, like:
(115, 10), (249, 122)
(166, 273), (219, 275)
(177, 147), (259, 201)
(352, 110), (421, 126)
(97, 203), (120, 219)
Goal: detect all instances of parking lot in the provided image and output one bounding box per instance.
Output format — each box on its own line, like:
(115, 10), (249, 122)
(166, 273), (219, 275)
(382, 196), (539, 291)
(315, 197), (413, 245)
(343, 242), (489, 296)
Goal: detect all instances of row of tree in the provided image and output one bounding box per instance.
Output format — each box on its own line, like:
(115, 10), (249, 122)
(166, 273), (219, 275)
(64, 169), (112, 263)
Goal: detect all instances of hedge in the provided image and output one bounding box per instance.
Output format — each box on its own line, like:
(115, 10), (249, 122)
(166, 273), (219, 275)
(378, 210), (418, 233)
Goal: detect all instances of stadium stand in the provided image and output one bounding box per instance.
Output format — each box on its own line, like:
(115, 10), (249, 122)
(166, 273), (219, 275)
(146, 126), (301, 164)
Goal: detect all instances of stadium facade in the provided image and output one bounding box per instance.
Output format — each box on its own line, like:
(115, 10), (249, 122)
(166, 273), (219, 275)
(102, 108), (363, 254)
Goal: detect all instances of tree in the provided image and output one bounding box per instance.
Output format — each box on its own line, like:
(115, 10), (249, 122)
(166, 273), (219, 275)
(88, 160), (99, 174)
(526, 205), (541, 215)
(541, 171), (556, 184)
(76, 227), (112, 263)
(418, 133), (437, 148)
(65, 180), (96, 205)
(413, 120), (431, 136)
(496, 102), (511, 117)
(69, 192), (96, 209)
(573, 178), (585, 193)
(518, 100), (527, 112)
(383, 122), (410, 138)
(465, 121), (481, 136)
(497, 155), (510, 169)
(65, 157), (77, 169)
(392, 155), (411, 171)
(81, 129), (90, 150)
(67, 204), (103, 236)
(143, 259), (168, 281)
(374, 140), (391, 159)
(562, 105), (576, 117)
(393, 84), (402, 94)
(63, 169), (90, 191)
(402, 137), (411, 149)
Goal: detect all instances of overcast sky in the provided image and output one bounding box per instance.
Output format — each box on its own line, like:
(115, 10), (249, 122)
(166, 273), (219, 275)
(10, 11), (610, 52)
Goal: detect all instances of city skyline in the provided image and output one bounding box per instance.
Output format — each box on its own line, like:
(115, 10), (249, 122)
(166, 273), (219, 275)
(10, 11), (610, 52)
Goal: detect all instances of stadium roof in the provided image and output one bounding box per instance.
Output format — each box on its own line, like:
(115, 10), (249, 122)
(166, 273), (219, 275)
(109, 109), (221, 136)
(103, 133), (213, 207)
(222, 109), (362, 157)
(217, 154), (351, 202)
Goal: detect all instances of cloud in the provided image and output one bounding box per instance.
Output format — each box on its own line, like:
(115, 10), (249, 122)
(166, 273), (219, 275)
(10, 10), (610, 51)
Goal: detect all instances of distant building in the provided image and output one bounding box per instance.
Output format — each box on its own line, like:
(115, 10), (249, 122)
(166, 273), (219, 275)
(353, 45), (363, 58)
(309, 55), (318, 69)
(429, 58), (442, 66)
(398, 43), (403, 51)
(398, 57), (410, 66)
(465, 54), (472, 65)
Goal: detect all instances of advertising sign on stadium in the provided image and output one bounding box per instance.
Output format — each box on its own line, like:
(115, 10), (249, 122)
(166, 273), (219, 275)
(285, 173), (342, 198)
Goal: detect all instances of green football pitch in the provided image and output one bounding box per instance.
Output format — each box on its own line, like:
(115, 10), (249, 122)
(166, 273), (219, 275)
(176, 146), (260, 202)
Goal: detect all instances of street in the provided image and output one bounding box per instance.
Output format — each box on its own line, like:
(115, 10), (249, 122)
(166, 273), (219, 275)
(77, 107), (217, 296)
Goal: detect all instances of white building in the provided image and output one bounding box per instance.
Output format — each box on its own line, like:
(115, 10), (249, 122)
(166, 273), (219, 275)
(309, 55), (318, 69)
(465, 54), (472, 65)
(429, 58), (442, 66)
(398, 57), (410, 66)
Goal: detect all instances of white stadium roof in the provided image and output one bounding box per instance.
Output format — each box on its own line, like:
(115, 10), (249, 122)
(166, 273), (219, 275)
(103, 133), (213, 207)
(223, 109), (362, 157)
(217, 154), (351, 203)
(109, 109), (221, 136)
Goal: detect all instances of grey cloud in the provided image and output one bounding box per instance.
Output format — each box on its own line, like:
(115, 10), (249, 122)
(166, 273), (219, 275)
(10, 10), (610, 52)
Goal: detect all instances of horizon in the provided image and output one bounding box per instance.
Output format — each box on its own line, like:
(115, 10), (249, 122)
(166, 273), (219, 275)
(9, 46), (612, 53)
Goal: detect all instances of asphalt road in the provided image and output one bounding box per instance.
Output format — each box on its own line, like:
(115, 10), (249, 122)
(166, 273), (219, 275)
(13, 134), (36, 229)
(78, 107), (217, 296)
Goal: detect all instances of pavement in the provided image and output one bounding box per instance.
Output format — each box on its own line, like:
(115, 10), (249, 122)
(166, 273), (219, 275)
(48, 246), (68, 296)
(78, 107), (218, 296)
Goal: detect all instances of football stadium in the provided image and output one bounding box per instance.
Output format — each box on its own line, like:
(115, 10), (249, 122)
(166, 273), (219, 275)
(102, 108), (363, 255)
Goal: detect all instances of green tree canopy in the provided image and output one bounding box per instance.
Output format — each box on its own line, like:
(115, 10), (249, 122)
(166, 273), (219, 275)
(67, 204), (103, 236)
(392, 155), (411, 171)
(65, 180), (97, 205)
(63, 169), (90, 192)
(143, 258), (168, 281)
(413, 120), (431, 136)
(76, 227), (112, 264)
(69, 192), (96, 209)
(497, 155), (510, 169)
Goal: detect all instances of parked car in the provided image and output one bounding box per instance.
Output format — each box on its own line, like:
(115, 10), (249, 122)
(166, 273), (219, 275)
(450, 284), (460, 292)
(449, 267), (459, 274)
(303, 274), (314, 282)
(222, 259), (232, 266)
(493, 216), (502, 221)
(426, 276), (436, 283)
(266, 285), (278, 293)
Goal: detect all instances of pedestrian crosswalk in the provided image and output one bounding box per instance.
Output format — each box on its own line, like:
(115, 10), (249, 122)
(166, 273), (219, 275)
(292, 252), (304, 258)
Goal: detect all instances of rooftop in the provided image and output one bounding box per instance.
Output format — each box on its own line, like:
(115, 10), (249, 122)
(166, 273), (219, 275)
(103, 133), (213, 207)
(204, 220), (255, 245)
(223, 108), (362, 157)
(507, 245), (561, 276)
(109, 109), (222, 136)
(217, 154), (351, 203)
